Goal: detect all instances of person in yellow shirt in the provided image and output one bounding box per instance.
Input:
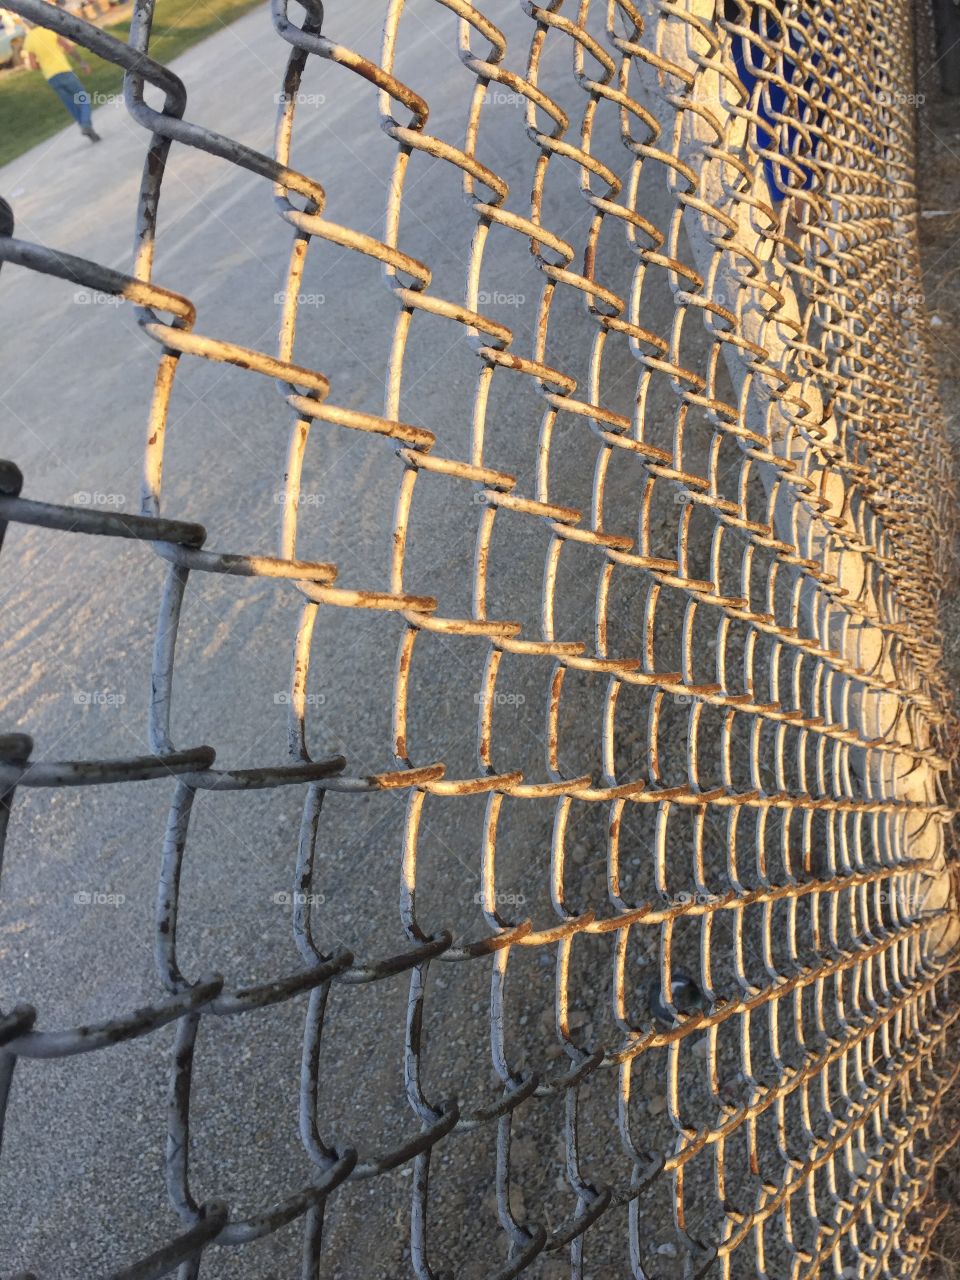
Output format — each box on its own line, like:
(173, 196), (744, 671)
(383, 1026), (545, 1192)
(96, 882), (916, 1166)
(22, 20), (101, 144)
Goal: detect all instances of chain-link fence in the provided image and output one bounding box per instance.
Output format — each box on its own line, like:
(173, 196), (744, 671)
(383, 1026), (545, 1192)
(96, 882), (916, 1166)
(0, 0), (957, 1276)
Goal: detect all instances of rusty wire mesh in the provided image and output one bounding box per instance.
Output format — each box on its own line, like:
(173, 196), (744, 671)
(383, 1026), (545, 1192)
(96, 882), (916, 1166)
(0, 0), (958, 1275)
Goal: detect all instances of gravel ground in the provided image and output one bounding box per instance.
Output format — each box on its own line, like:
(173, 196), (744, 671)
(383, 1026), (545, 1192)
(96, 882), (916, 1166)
(0, 4), (700, 1277)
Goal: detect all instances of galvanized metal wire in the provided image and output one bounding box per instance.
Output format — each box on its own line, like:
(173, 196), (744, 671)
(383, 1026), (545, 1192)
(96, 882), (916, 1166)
(0, 0), (957, 1276)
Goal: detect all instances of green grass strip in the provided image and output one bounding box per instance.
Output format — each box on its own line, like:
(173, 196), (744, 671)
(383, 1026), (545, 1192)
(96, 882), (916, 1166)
(0, 0), (263, 168)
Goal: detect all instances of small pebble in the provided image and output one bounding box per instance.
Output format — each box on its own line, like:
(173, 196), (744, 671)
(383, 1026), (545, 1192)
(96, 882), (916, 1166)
(642, 1074), (664, 1097)
(511, 1138), (536, 1167)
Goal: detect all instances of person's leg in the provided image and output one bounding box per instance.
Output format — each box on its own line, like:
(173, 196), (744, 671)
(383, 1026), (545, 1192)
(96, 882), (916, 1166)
(63, 72), (92, 129)
(46, 72), (84, 125)
(46, 72), (98, 139)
